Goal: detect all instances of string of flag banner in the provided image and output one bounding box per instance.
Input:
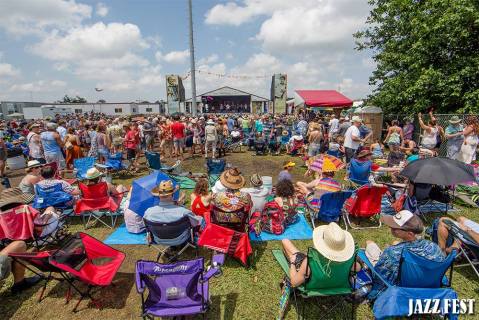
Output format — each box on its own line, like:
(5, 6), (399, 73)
(181, 70), (270, 80)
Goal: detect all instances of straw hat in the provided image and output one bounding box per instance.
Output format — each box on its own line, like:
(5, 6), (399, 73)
(312, 222), (355, 262)
(449, 116), (461, 124)
(207, 119), (215, 125)
(220, 168), (245, 190)
(356, 149), (372, 159)
(351, 116), (362, 123)
(283, 161), (296, 169)
(250, 174), (263, 188)
(282, 131), (289, 136)
(0, 188), (34, 208)
(151, 180), (177, 197)
(26, 160), (43, 172)
(85, 167), (103, 180)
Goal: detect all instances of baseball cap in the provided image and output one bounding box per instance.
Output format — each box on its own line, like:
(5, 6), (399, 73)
(381, 210), (424, 234)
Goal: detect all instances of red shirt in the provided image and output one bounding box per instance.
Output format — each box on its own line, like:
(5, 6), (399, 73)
(171, 122), (185, 139)
(124, 129), (140, 149)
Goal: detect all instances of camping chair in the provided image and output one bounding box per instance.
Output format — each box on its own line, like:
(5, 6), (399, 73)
(224, 137), (242, 153)
(144, 216), (197, 263)
(73, 157), (96, 180)
(289, 138), (304, 156)
(443, 219), (479, 279)
(306, 191), (353, 227)
(206, 158), (226, 187)
(47, 232), (125, 312)
(135, 254), (225, 319)
(33, 183), (74, 211)
(272, 247), (357, 320)
(145, 151), (181, 174)
(74, 182), (123, 229)
(342, 185), (387, 230)
(346, 159), (371, 188)
(254, 139), (267, 155)
(413, 182), (452, 216)
(358, 249), (458, 319)
(96, 152), (131, 179)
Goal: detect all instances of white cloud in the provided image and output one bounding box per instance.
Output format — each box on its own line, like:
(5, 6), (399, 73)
(156, 50), (190, 64)
(0, 63), (20, 77)
(9, 80), (66, 92)
(96, 2), (109, 17)
(198, 54), (219, 65)
(225, 53), (234, 60)
(0, 0), (91, 36)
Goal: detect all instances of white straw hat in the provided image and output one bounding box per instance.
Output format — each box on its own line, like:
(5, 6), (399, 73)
(312, 222), (355, 262)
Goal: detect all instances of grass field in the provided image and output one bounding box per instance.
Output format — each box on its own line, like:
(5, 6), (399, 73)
(1, 150), (478, 320)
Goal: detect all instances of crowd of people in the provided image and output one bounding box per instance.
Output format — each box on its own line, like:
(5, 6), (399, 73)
(0, 109), (478, 318)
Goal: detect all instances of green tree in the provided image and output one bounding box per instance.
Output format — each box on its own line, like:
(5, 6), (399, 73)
(355, 0), (479, 114)
(60, 95), (87, 103)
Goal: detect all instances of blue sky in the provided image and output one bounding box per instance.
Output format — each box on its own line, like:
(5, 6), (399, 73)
(0, 0), (375, 103)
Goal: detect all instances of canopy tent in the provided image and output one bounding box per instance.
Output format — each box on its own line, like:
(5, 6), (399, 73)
(294, 90), (353, 108)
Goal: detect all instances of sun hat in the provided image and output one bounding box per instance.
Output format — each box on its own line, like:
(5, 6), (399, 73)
(207, 119), (215, 125)
(381, 210), (424, 234)
(220, 167), (245, 190)
(26, 160), (43, 172)
(351, 116), (362, 123)
(282, 131), (289, 136)
(46, 122), (58, 130)
(85, 167), (103, 180)
(0, 188), (34, 208)
(356, 149), (372, 159)
(151, 180), (177, 197)
(449, 116), (461, 124)
(365, 242), (382, 265)
(250, 174), (263, 188)
(283, 161), (296, 169)
(312, 222), (355, 262)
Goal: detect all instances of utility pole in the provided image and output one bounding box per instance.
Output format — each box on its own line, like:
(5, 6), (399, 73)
(188, 0), (197, 116)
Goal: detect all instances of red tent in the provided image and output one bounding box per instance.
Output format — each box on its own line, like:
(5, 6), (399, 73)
(295, 90), (353, 108)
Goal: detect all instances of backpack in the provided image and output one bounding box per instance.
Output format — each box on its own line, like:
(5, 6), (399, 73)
(250, 196), (288, 235)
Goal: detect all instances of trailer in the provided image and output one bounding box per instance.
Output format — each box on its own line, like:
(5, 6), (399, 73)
(22, 106), (73, 120)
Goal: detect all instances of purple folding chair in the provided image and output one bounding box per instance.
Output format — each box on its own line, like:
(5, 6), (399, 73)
(135, 254), (225, 319)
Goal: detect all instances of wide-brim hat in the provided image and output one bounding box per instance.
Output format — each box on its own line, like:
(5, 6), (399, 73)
(220, 168), (245, 189)
(283, 161), (296, 169)
(356, 149), (372, 159)
(312, 222), (355, 262)
(449, 116), (461, 124)
(151, 180), (178, 197)
(250, 174), (263, 187)
(85, 167), (103, 180)
(26, 160), (43, 172)
(282, 131), (289, 136)
(0, 188), (34, 207)
(207, 120), (215, 125)
(351, 116), (362, 123)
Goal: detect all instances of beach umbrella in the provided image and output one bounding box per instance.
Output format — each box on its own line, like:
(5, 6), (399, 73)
(128, 171), (180, 217)
(309, 154), (345, 172)
(400, 157), (475, 186)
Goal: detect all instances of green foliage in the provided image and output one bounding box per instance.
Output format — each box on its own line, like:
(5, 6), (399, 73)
(355, 0), (479, 114)
(60, 94), (87, 103)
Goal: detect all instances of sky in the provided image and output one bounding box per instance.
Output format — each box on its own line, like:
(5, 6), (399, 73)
(0, 0), (375, 103)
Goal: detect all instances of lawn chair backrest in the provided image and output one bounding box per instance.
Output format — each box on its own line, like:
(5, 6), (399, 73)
(413, 183), (432, 201)
(345, 185), (387, 218)
(49, 232), (125, 286)
(318, 191), (353, 222)
(79, 182), (109, 200)
(105, 152), (123, 170)
(145, 151), (162, 171)
(207, 158), (226, 175)
(135, 258), (206, 308)
(326, 149), (341, 158)
(74, 157), (96, 179)
(399, 249), (456, 288)
(348, 159), (372, 185)
(33, 183), (73, 209)
(448, 223), (479, 259)
(304, 247), (355, 294)
(144, 216), (192, 243)
(211, 206), (249, 232)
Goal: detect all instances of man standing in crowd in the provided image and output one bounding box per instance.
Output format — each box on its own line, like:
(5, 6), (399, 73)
(40, 122), (65, 168)
(27, 123), (44, 163)
(171, 115), (185, 160)
(343, 116), (364, 163)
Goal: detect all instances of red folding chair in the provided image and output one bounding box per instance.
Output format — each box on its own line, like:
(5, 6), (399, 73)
(342, 185), (388, 230)
(75, 182), (122, 229)
(48, 232), (125, 312)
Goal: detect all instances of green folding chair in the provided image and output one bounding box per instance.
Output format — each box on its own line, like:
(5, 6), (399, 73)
(272, 247), (357, 320)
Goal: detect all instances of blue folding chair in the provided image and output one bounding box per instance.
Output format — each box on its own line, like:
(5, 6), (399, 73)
(358, 249), (458, 319)
(307, 191), (353, 227)
(347, 159), (371, 187)
(206, 158), (226, 187)
(326, 149), (341, 158)
(73, 157), (96, 180)
(145, 151), (181, 174)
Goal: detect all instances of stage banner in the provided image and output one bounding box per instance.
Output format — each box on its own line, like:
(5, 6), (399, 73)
(271, 74), (287, 114)
(166, 75), (185, 114)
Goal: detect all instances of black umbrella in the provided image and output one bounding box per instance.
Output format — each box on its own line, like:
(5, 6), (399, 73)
(400, 157), (475, 185)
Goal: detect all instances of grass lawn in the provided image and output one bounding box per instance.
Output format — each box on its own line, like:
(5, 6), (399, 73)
(1, 150), (479, 320)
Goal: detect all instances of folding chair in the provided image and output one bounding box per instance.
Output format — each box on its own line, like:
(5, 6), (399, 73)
(326, 149), (341, 158)
(254, 140), (267, 155)
(75, 182), (122, 229)
(48, 232), (125, 312)
(73, 157), (96, 180)
(135, 254), (225, 320)
(342, 185), (387, 230)
(443, 219), (479, 279)
(272, 247), (357, 320)
(145, 151), (181, 174)
(206, 158), (226, 187)
(306, 191), (353, 227)
(358, 249), (458, 319)
(144, 216), (197, 263)
(33, 183), (74, 211)
(346, 159), (371, 188)
(413, 182), (452, 216)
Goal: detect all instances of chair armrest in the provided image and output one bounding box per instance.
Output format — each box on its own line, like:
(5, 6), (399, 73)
(203, 254), (225, 281)
(357, 249), (392, 288)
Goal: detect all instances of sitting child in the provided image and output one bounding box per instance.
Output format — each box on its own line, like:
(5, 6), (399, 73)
(370, 138), (384, 159)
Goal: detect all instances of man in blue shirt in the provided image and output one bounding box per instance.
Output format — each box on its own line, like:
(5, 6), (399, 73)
(227, 117), (235, 133)
(144, 180), (201, 247)
(365, 210), (445, 299)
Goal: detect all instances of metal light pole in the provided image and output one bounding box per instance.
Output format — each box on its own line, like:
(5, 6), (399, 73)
(188, 0), (197, 116)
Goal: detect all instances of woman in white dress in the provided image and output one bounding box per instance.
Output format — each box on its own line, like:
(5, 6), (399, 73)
(418, 112), (439, 151)
(457, 116), (479, 164)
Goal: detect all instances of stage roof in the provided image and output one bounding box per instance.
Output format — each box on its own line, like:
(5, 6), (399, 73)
(186, 86), (270, 103)
(294, 90), (353, 108)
